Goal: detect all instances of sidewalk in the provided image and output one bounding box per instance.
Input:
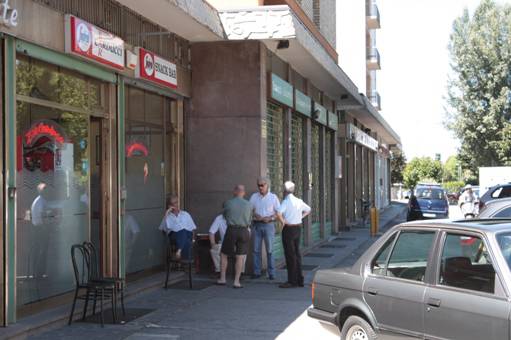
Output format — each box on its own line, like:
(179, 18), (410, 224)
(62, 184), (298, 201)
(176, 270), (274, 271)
(4, 202), (407, 340)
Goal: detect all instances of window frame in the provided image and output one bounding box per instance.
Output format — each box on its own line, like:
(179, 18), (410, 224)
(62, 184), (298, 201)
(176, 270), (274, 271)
(369, 228), (439, 284)
(433, 229), (507, 298)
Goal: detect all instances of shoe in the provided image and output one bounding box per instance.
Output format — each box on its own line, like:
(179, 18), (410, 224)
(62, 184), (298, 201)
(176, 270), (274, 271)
(233, 284), (244, 289)
(279, 282), (297, 288)
(268, 275), (275, 280)
(215, 281), (226, 286)
(251, 274), (261, 279)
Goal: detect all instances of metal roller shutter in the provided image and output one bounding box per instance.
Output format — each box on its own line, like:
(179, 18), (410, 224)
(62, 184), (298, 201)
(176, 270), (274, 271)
(290, 113), (305, 246)
(311, 124), (321, 242)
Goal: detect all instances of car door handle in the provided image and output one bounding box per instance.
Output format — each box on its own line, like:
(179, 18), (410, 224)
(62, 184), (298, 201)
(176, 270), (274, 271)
(427, 298), (441, 307)
(367, 288), (378, 296)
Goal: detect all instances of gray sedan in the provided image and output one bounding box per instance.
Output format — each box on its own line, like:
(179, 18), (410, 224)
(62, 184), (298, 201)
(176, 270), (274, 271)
(308, 219), (511, 340)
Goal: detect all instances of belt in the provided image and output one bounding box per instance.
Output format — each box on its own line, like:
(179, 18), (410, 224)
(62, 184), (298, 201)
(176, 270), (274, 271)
(285, 223), (302, 227)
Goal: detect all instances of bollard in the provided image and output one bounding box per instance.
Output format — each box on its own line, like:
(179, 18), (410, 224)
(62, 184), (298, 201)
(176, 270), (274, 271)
(370, 207), (378, 237)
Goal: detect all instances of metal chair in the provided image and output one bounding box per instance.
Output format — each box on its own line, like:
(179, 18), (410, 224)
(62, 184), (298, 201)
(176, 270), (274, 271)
(83, 241), (126, 316)
(69, 244), (117, 327)
(164, 235), (194, 289)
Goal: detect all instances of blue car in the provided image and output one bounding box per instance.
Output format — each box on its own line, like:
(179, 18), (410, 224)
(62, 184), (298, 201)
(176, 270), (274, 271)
(407, 185), (449, 221)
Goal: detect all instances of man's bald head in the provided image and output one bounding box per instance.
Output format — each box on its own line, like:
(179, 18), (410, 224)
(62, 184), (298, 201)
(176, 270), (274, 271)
(233, 184), (246, 197)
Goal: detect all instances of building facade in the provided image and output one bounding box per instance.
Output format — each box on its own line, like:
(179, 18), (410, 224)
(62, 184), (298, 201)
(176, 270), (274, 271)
(0, 0), (400, 328)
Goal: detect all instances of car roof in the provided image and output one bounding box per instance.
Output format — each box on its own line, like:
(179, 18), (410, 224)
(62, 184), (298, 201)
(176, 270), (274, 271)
(485, 197), (511, 206)
(400, 218), (511, 234)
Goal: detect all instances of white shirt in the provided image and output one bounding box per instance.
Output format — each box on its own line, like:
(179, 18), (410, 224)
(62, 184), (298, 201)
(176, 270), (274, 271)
(278, 194), (311, 225)
(249, 192), (280, 218)
(208, 214), (228, 244)
(159, 210), (197, 234)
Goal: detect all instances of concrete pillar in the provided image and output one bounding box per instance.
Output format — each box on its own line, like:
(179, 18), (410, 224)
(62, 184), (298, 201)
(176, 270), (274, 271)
(339, 136), (348, 230)
(332, 131), (340, 234)
(319, 125), (326, 239)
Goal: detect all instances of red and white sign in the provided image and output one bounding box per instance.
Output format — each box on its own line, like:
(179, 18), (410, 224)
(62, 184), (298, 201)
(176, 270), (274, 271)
(135, 47), (177, 89)
(65, 15), (124, 70)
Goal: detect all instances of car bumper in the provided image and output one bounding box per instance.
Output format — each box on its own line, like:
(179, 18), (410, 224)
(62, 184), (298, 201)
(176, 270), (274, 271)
(408, 210), (448, 220)
(307, 307), (338, 325)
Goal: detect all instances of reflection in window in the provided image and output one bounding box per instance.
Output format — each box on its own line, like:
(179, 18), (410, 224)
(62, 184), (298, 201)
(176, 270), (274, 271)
(440, 234), (495, 294)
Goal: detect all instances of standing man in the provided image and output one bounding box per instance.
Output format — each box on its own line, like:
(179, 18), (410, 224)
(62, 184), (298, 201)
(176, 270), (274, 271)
(218, 185), (252, 288)
(159, 194), (197, 260)
(277, 181), (311, 288)
(249, 177), (280, 280)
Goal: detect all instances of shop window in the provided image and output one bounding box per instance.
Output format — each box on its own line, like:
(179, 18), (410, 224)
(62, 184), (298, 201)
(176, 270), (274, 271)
(15, 56), (109, 312)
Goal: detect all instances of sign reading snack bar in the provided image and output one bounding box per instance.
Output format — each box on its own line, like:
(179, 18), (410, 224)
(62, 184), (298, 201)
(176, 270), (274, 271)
(65, 15), (124, 70)
(135, 47), (178, 89)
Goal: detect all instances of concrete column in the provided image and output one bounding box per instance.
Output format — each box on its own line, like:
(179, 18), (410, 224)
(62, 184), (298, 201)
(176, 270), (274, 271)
(332, 131), (340, 234)
(347, 142), (355, 225)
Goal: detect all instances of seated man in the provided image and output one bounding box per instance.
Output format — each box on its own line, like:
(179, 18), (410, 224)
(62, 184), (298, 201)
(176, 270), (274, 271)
(209, 213), (246, 274)
(159, 194), (196, 260)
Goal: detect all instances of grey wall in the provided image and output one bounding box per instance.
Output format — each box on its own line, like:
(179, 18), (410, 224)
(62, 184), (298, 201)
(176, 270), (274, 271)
(187, 41), (265, 231)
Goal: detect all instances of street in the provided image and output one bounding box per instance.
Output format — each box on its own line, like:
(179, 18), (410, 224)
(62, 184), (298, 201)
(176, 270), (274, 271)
(27, 204), (406, 340)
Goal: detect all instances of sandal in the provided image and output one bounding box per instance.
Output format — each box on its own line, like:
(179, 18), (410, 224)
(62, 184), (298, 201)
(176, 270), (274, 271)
(233, 284), (244, 289)
(216, 281), (227, 286)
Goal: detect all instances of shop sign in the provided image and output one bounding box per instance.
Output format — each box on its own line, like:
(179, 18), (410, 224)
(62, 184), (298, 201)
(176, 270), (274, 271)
(328, 112), (338, 131)
(270, 73), (293, 107)
(65, 15), (125, 70)
(348, 123), (378, 151)
(135, 47), (178, 89)
(314, 103), (327, 126)
(0, 0), (18, 27)
(294, 89), (311, 116)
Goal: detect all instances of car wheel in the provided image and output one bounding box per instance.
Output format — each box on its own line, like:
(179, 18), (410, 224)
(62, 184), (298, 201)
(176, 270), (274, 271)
(340, 315), (377, 340)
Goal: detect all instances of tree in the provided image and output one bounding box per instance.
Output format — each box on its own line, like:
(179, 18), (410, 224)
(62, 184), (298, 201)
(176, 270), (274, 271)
(443, 155), (460, 182)
(446, 0), (511, 174)
(391, 152), (407, 184)
(403, 157), (443, 189)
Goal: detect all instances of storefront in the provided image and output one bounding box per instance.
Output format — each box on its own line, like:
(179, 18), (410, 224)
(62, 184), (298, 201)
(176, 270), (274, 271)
(0, 0), (198, 325)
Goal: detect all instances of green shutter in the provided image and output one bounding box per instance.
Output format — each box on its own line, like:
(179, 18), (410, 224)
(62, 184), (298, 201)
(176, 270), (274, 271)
(325, 132), (333, 234)
(311, 124), (321, 243)
(290, 113), (306, 246)
(266, 102), (285, 260)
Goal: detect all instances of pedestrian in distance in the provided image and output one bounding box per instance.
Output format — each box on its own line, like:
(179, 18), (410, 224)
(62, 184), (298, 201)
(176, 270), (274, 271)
(277, 181), (311, 288)
(249, 177), (280, 280)
(158, 194), (196, 261)
(217, 185), (252, 288)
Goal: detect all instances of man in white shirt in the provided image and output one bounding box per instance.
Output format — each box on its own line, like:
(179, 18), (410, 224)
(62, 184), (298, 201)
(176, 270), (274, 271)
(249, 177), (280, 280)
(209, 213), (227, 273)
(159, 194), (197, 260)
(277, 181), (311, 288)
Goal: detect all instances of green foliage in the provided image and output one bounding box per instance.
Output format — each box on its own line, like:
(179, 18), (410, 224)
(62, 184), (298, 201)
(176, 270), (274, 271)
(443, 181), (466, 194)
(443, 155), (460, 182)
(403, 157), (443, 189)
(446, 0), (511, 173)
(391, 152), (407, 184)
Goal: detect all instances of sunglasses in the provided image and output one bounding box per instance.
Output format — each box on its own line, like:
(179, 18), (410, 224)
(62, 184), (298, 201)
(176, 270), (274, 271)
(257, 183), (266, 187)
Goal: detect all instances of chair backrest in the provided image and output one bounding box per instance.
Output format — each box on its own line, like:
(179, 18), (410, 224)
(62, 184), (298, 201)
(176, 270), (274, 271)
(71, 244), (91, 288)
(83, 241), (100, 280)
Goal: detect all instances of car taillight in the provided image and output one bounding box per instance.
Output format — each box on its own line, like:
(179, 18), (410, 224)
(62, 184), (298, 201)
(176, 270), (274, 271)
(311, 281), (315, 303)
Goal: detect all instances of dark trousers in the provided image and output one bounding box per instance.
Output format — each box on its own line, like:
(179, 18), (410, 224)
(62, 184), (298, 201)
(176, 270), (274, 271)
(282, 225), (303, 286)
(169, 230), (193, 260)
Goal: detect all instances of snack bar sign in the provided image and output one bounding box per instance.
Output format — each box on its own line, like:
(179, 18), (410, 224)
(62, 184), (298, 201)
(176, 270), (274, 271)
(65, 15), (124, 70)
(136, 47), (178, 89)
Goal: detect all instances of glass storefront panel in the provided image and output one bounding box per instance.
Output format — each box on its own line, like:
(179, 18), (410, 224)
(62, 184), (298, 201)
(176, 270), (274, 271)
(125, 86), (169, 275)
(15, 56), (109, 311)
(16, 102), (90, 306)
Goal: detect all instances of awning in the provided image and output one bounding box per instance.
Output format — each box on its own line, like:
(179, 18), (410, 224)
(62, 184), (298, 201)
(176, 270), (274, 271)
(218, 5), (363, 107)
(115, 0), (225, 42)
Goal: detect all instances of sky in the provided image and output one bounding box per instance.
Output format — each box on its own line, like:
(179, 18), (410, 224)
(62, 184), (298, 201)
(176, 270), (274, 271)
(378, 0), (510, 162)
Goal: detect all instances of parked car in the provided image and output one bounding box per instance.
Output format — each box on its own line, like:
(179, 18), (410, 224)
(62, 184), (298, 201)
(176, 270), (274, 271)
(479, 183), (511, 210)
(407, 185), (449, 221)
(308, 219), (511, 340)
(478, 197), (511, 218)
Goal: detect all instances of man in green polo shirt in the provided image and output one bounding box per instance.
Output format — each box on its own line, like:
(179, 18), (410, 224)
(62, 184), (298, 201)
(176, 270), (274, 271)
(217, 184), (252, 288)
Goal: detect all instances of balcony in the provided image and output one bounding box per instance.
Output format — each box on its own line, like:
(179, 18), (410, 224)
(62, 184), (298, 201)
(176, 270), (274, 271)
(369, 91), (381, 110)
(367, 3), (381, 29)
(367, 47), (381, 70)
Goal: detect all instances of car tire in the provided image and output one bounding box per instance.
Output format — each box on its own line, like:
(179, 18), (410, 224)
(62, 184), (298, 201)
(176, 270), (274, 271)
(340, 315), (377, 340)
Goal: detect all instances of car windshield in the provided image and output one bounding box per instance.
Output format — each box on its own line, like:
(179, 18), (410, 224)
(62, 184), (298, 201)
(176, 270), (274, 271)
(415, 188), (445, 200)
(496, 232), (511, 270)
